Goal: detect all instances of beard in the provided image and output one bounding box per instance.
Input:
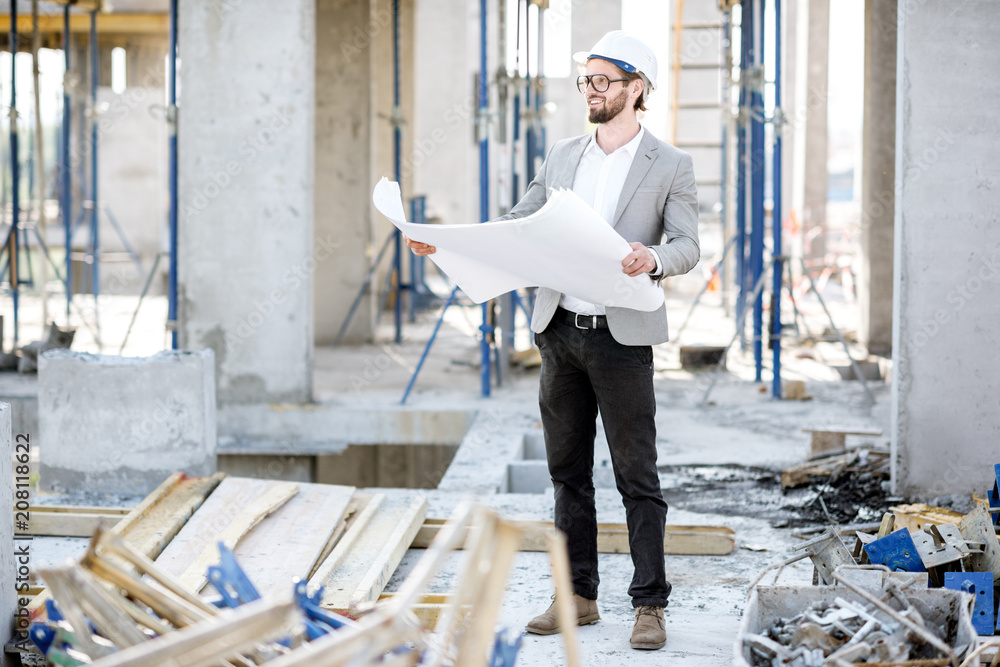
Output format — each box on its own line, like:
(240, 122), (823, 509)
(588, 87), (630, 124)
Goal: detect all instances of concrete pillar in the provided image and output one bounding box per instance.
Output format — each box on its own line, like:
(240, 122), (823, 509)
(790, 0), (828, 262)
(858, 0), (896, 357)
(313, 0), (414, 345)
(178, 0), (314, 403)
(38, 350), (217, 496)
(0, 403), (15, 666)
(891, 0), (1000, 498)
(571, 0), (622, 54)
(411, 0), (475, 229)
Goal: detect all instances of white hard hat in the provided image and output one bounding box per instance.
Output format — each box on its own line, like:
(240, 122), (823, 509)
(573, 31), (658, 95)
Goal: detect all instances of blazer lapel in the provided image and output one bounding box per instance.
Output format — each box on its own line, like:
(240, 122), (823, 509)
(551, 135), (591, 190)
(611, 131), (659, 227)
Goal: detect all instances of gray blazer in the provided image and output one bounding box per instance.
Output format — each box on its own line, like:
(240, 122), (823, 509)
(499, 130), (700, 345)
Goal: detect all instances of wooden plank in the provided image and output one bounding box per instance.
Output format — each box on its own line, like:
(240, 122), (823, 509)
(308, 491), (375, 580)
(17, 507), (127, 537)
(154, 478), (299, 594)
(28, 472), (225, 617)
(313, 495), (428, 614)
(411, 519), (736, 556)
(230, 482), (355, 598)
(0, 14), (169, 35)
(309, 493), (384, 584)
(892, 502), (966, 532)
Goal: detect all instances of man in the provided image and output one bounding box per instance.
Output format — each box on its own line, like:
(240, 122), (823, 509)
(407, 31), (699, 650)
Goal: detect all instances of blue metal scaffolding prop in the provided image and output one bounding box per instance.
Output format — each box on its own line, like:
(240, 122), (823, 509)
(167, 0), (179, 349)
(729, 0), (783, 397)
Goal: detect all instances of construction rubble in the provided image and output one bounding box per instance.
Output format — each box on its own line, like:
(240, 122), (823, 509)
(738, 464), (1000, 667)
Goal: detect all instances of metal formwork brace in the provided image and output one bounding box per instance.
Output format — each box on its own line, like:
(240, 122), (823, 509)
(863, 528), (926, 573)
(944, 571), (994, 636)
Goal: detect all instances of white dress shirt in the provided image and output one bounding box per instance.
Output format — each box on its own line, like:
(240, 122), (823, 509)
(561, 127), (662, 316)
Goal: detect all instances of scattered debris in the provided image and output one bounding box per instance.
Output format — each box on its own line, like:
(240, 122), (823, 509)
(783, 380), (812, 401)
(16, 322), (76, 373)
(739, 578), (981, 667)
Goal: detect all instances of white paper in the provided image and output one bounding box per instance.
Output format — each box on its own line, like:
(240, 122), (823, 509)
(372, 178), (664, 312)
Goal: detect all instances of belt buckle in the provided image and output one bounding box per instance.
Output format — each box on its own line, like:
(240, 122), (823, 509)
(574, 313), (597, 329)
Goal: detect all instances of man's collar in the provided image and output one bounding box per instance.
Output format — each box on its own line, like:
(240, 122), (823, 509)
(584, 125), (646, 157)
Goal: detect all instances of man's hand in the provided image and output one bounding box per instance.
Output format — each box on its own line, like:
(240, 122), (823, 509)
(621, 242), (656, 277)
(404, 235), (436, 256)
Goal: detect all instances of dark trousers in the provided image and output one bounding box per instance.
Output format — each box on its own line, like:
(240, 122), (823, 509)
(536, 313), (671, 608)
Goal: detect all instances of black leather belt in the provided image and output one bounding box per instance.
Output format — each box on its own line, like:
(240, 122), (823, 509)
(556, 307), (609, 330)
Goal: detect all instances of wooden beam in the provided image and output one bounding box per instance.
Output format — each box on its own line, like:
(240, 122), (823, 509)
(0, 13), (168, 35)
(17, 505), (129, 537)
(411, 518), (736, 556)
(313, 495), (428, 614)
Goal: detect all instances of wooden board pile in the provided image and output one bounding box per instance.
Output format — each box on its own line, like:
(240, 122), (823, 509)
(16, 472), (737, 666)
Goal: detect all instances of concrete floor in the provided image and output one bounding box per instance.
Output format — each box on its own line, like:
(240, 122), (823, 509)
(10, 282), (892, 665)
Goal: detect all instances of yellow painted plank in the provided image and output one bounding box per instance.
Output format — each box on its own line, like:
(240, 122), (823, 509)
(0, 14), (168, 35)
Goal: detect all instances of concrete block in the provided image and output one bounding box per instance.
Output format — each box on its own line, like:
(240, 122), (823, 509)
(1, 403), (16, 665)
(39, 350), (217, 496)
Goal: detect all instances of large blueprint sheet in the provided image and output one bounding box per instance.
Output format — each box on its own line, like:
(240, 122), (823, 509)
(372, 178), (664, 312)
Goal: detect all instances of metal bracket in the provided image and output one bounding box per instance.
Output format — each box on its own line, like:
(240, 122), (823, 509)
(864, 528), (926, 573)
(490, 627), (524, 667)
(944, 571), (994, 636)
(206, 542), (261, 609)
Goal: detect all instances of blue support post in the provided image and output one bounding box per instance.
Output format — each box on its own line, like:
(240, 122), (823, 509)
(771, 0), (784, 398)
(168, 0), (179, 348)
(392, 0), (403, 345)
(750, 0), (766, 382)
(89, 11), (98, 301)
(720, 9), (730, 304)
(9, 0), (19, 346)
(735, 6), (749, 348)
(478, 0), (492, 397)
(62, 5), (71, 322)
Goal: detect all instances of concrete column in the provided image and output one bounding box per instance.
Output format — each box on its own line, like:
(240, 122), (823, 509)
(0, 403), (15, 666)
(178, 0), (314, 403)
(570, 0), (622, 54)
(858, 0), (896, 357)
(411, 0), (475, 228)
(313, 0), (414, 345)
(891, 0), (1000, 498)
(790, 0), (828, 262)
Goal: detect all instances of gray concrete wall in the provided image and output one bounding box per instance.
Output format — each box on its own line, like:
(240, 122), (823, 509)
(38, 350), (217, 496)
(890, 0), (1000, 498)
(0, 403), (15, 666)
(859, 0), (896, 357)
(177, 0), (314, 403)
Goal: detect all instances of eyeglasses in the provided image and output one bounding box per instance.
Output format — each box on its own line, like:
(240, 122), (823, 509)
(576, 74), (630, 94)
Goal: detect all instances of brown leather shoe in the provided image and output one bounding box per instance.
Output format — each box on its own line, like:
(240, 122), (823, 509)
(631, 605), (666, 650)
(525, 594), (600, 635)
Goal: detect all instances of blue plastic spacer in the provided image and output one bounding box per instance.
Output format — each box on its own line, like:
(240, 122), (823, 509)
(944, 571), (993, 636)
(863, 528), (926, 573)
